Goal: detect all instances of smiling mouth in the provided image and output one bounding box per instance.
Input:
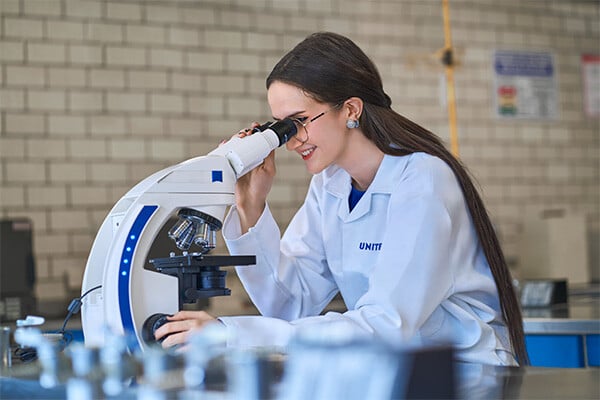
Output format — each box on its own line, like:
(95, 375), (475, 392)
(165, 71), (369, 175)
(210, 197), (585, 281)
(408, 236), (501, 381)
(300, 147), (315, 159)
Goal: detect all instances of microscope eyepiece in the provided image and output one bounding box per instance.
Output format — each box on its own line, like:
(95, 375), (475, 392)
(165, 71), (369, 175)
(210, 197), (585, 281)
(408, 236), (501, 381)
(208, 118), (298, 178)
(256, 119), (298, 146)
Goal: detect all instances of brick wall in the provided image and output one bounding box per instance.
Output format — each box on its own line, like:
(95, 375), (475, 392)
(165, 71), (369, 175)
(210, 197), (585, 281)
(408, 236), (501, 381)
(1, 0), (598, 307)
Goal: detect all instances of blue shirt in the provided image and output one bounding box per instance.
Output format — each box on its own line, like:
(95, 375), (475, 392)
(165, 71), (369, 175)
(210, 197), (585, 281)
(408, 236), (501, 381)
(348, 185), (366, 211)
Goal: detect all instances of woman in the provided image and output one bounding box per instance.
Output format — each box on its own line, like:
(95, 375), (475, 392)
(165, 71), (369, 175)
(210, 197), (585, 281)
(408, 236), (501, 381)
(156, 32), (528, 366)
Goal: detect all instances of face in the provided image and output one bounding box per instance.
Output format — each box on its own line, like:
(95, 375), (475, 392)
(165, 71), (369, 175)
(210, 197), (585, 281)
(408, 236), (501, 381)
(267, 81), (349, 175)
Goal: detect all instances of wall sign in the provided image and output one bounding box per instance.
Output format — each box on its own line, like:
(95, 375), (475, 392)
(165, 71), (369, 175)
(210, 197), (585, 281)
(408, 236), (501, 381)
(493, 50), (558, 119)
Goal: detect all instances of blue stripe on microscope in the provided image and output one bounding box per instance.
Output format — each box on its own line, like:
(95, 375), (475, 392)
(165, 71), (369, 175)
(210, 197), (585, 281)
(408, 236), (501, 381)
(118, 205), (157, 353)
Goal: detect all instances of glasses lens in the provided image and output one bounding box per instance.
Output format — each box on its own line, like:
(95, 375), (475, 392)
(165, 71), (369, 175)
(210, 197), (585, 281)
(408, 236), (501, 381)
(291, 119), (309, 143)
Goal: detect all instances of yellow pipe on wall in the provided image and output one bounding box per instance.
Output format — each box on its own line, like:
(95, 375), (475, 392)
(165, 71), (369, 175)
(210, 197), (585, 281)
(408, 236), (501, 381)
(442, 0), (460, 158)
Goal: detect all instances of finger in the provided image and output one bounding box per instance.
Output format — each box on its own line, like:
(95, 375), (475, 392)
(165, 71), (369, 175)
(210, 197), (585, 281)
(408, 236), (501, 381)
(238, 122), (262, 137)
(154, 322), (173, 340)
(160, 331), (188, 349)
(173, 343), (189, 354)
(166, 310), (198, 321)
(170, 310), (213, 321)
(154, 319), (193, 340)
(165, 311), (185, 321)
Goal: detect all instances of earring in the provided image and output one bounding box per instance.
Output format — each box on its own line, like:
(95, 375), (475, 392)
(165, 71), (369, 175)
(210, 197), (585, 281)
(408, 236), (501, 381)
(346, 119), (359, 129)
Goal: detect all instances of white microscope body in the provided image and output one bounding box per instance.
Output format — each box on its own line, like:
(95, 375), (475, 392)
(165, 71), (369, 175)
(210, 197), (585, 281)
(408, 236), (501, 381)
(80, 120), (296, 353)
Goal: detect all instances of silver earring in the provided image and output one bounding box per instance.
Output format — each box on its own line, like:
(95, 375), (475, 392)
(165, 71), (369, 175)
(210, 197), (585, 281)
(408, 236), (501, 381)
(346, 119), (359, 129)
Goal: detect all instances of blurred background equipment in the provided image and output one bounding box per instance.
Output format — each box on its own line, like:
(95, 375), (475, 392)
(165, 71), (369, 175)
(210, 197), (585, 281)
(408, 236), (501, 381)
(518, 208), (590, 285)
(0, 219), (37, 323)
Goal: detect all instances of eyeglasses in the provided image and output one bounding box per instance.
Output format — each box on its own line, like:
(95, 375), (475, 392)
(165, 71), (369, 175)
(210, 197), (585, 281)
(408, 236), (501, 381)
(289, 104), (340, 144)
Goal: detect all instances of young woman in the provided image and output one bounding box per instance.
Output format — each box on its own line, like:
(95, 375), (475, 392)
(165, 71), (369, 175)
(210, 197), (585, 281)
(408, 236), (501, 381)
(155, 32), (528, 366)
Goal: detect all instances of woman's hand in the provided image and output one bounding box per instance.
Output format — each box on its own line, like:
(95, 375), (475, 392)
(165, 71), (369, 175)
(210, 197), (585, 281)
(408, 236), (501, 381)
(234, 123), (277, 233)
(154, 310), (218, 349)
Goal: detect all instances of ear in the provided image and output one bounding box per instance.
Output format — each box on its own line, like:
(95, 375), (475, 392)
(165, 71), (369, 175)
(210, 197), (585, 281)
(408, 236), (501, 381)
(343, 97), (364, 120)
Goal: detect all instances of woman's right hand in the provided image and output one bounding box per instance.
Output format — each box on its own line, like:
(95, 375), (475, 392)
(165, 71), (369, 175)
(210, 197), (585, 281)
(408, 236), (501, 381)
(154, 311), (218, 350)
(234, 123), (277, 233)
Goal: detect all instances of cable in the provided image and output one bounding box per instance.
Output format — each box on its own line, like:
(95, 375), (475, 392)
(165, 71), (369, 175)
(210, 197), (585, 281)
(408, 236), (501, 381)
(14, 345), (38, 363)
(13, 285), (102, 363)
(59, 284), (102, 334)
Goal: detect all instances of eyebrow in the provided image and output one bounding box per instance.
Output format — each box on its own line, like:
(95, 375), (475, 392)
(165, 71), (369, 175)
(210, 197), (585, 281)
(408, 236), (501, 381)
(272, 110), (306, 121)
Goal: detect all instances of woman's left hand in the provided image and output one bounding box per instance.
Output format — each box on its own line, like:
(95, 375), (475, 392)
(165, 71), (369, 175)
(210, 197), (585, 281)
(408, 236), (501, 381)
(154, 310), (218, 349)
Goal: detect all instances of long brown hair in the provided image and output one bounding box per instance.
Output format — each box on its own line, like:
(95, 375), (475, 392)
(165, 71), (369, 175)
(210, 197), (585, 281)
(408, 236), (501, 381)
(267, 32), (528, 365)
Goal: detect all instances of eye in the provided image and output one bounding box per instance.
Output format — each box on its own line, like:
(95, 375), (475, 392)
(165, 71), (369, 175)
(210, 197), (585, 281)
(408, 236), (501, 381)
(291, 117), (308, 128)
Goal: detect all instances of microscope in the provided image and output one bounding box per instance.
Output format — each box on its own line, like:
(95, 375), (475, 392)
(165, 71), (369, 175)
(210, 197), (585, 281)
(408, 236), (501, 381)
(80, 120), (297, 353)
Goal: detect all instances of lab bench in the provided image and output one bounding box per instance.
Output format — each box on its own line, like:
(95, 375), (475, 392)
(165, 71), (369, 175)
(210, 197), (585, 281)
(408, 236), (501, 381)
(18, 288), (600, 371)
(1, 359), (598, 399)
(2, 306), (599, 399)
(2, 289), (597, 399)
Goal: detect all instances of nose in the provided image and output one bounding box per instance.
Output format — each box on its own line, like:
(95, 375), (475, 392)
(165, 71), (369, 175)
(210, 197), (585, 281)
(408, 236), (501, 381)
(285, 137), (300, 151)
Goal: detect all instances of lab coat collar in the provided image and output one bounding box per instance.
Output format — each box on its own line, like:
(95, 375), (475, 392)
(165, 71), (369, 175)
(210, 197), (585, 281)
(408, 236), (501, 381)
(322, 154), (410, 221)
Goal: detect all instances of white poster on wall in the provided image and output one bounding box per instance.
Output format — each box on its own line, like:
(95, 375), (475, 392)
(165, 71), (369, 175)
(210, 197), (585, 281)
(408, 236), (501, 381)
(493, 50), (558, 119)
(581, 54), (600, 118)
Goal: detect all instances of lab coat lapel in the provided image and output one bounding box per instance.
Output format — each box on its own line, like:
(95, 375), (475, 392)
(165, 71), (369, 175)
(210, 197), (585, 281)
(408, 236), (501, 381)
(321, 165), (352, 221)
(322, 155), (406, 223)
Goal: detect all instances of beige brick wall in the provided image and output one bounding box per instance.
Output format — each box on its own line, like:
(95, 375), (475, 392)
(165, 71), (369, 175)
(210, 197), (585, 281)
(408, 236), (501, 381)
(1, 0), (598, 304)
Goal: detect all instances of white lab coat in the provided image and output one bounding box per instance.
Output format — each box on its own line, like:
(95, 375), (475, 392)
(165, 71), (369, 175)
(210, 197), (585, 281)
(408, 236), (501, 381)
(219, 153), (518, 366)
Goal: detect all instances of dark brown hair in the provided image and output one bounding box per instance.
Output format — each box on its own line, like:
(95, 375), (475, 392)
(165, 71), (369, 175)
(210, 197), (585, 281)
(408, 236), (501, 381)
(267, 32), (528, 365)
